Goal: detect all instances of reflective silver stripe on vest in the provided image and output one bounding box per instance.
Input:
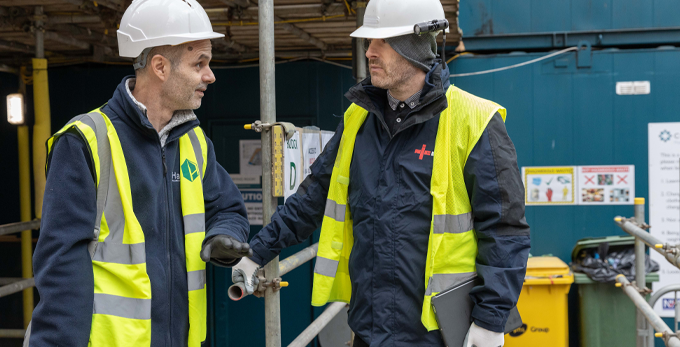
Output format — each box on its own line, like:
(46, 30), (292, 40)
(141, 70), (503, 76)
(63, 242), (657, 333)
(88, 113), (146, 265)
(188, 269), (206, 291)
(424, 272), (477, 296)
(324, 199), (345, 222)
(433, 212), (474, 234)
(93, 293), (151, 320)
(187, 130), (204, 179)
(75, 113), (113, 259)
(183, 213), (205, 235)
(314, 256), (339, 277)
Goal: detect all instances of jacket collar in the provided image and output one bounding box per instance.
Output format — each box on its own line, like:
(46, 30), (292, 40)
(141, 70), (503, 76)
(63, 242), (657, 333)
(344, 60), (451, 136)
(104, 76), (200, 145)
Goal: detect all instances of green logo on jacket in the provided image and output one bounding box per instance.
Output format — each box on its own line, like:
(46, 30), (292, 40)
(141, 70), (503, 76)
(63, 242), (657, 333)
(181, 159), (199, 182)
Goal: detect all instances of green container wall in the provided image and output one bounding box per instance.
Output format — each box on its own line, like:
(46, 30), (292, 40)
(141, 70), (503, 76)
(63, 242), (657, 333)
(450, 47), (680, 347)
(460, 0), (680, 36)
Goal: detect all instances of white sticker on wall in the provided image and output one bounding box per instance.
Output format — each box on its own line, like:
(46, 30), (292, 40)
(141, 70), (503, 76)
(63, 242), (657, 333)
(616, 81), (650, 95)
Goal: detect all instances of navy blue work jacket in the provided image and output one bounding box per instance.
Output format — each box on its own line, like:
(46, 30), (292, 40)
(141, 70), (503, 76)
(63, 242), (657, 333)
(30, 77), (249, 347)
(251, 62), (531, 346)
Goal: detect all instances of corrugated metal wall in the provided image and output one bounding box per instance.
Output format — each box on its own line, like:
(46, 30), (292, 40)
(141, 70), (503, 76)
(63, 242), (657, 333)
(450, 47), (680, 262)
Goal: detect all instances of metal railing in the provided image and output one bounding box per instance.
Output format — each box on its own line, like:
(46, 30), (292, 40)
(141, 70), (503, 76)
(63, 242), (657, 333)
(229, 242), (347, 346)
(0, 219), (40, 340)
(614, 199), (680, 347)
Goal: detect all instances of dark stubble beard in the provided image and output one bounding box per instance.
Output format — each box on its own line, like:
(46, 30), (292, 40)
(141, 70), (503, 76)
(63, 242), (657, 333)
(369, 53), (420, 91)
(162, 68), (207, 111)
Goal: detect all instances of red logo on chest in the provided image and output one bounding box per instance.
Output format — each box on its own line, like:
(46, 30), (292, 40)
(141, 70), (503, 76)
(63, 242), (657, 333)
(414, 144), (432, 160)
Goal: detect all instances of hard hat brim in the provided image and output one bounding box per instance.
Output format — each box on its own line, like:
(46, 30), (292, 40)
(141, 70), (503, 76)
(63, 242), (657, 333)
(350, 25), (449, 39)
(117, 31), (226, 58)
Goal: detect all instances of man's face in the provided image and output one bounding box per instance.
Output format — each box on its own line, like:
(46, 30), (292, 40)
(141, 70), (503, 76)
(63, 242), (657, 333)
(365, 38), (419, 90)
(162, 39), (216, 111)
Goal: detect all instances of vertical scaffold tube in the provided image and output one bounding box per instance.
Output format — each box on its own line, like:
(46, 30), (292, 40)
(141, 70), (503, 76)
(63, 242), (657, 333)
(32, 6), (50, 219)
(634, 198), (647, 347)
(18, 123), (33, 328)
(258, 0), (280, 346)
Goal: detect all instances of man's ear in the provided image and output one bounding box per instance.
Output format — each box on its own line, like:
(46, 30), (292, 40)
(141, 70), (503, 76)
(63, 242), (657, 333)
(150, 54), (170, 81)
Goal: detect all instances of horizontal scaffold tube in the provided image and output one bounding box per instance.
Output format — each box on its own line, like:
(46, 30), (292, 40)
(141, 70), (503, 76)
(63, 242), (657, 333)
(615, 217), (680, 269)
(616, 275), (680, 347)
(287, 302), (346, 347)
(228, 243), (319, 301)
(0, 278), (35, 298)
(0, 219), (41, 236)
(0, 329), (26, 338)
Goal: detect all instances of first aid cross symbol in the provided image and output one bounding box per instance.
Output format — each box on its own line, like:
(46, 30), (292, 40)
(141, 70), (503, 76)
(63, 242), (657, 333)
(415, 145), (431, 160)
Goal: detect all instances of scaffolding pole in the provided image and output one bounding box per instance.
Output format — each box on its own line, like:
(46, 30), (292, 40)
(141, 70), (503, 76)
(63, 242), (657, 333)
(617, 276), (680, 347)
(287, 302), (346, 347)
(635, 198), (647, 347)
(615, 218), (680, 270)
(258, 0), (280, 345)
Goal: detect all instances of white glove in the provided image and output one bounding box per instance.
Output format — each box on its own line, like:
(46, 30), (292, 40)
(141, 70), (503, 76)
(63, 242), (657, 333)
(231, 257), (260, 295)
(466, 323), (504, 347)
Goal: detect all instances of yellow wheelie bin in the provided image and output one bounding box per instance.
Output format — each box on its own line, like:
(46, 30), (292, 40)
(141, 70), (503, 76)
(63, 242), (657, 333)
(505, 256), (574, 347)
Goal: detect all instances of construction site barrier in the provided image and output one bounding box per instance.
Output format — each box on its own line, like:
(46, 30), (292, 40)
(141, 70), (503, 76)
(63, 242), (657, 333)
(615, 200), (680, 347)
(616, 276), (680, 347)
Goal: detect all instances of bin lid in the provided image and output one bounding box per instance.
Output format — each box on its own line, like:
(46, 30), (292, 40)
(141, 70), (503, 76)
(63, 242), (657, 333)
(524, 256), (574, 285)
(573, 272), (660, 284)
(571, 235), (635, 262)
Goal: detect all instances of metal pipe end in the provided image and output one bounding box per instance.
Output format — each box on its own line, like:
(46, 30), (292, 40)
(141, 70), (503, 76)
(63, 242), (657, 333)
(635, 197), (646, 205)
(614, 217), (623, 222)
(228, 283), (247, 301)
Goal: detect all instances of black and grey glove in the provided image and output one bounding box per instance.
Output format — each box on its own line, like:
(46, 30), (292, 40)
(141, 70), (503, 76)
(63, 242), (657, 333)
(200, 235), (253, 267)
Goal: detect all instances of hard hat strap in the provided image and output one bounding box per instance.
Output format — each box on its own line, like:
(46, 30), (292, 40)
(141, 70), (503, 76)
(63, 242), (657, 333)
(133, 47), (153, 70)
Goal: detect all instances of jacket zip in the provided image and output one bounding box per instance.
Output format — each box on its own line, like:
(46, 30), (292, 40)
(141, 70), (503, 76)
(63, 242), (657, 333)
(162, 146), (172, 346)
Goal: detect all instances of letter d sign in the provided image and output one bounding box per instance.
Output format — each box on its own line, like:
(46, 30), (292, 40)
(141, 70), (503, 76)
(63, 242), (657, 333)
(290, 162), (296, 189)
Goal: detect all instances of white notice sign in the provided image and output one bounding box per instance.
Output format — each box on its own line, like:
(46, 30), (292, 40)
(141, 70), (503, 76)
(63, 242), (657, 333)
(240, 189), (263, 225)
(302, 130), (321, 178)
(284, 130), (303, 200)
(320, 130), (335, 152)
(239, 139), (262, 177)
(577, 166), (635, 205)
(649, 123), (680, 317)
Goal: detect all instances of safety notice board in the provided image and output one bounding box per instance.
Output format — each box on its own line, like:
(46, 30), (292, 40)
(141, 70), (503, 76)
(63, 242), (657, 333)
(522, 165), (635, 206)
(523, 167), (576, 205)
(577, 166), (635, 205)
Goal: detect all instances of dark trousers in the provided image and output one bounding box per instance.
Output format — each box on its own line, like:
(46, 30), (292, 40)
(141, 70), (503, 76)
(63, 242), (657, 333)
(352, 334), (369, 347)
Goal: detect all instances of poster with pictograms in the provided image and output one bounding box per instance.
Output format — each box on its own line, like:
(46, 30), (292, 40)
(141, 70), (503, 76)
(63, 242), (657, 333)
(577, 166), (635, 205)
(522, 167), (576, 205)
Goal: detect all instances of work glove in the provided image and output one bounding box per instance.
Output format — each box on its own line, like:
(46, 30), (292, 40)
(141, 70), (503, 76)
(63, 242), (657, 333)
(231, 257), (261, 295)
(200, 235), (253, 266)
(466, 323), (504, 347)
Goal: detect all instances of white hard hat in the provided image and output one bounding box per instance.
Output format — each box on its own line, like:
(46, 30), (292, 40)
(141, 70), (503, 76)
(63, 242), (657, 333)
(117, 0), (224, 58)
(350, 0), (449, 39)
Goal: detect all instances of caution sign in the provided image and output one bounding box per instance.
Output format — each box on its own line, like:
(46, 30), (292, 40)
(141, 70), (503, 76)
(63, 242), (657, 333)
(522, 167), (576, 205)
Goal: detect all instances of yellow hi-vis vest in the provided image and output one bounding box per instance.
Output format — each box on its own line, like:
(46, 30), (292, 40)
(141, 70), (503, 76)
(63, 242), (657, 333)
(311, 85), (506, 331)
(45, 109), (208, 346)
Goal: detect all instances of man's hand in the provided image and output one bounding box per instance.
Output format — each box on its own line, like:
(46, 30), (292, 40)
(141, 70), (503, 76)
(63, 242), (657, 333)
(200, 235), (253, 263)
(466, 323), (504, 347)
(232, 257), (260, 296)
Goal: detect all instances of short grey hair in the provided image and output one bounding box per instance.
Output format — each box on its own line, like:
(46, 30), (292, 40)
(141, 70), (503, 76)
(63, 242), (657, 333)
(134, 44), (185, 74)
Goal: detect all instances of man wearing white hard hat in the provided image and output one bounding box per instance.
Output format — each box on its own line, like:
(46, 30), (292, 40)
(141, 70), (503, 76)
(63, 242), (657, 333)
(236, 0), (530, 346)
(27, 1), (252, 346)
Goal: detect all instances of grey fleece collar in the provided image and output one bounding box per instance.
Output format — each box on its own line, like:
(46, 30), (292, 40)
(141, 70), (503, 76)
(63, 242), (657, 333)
(125, 78), (197, 147)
